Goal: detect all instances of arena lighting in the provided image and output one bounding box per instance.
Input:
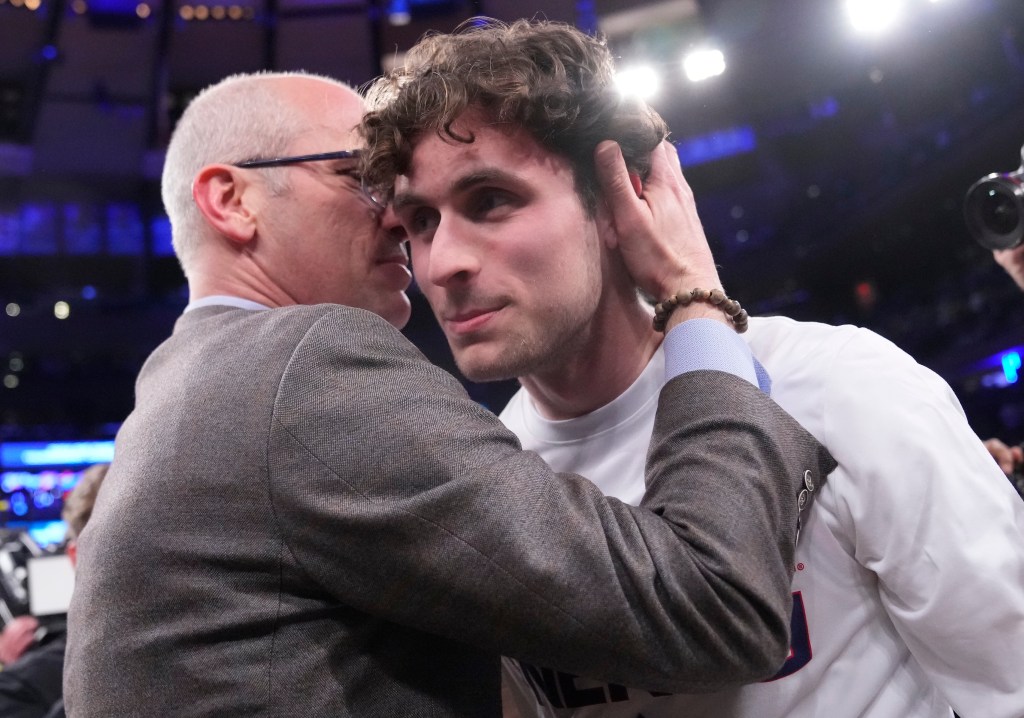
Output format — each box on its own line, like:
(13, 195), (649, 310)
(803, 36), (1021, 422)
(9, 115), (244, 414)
(614, 66), (660, 101)
(976, 346), (1024, 388)
(1004, 352), (1022, 384)
(53, 301), (69, 319)
(682, 48), (726, 83)
(387, 0), (410, 26)
(674, 125), (756, 167)
(844, 0), (905, 35)
(0, 441), (115, 468)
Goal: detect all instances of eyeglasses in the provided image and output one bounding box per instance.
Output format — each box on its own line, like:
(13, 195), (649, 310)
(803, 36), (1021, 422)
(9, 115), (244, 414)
(233, 150), (386, 212)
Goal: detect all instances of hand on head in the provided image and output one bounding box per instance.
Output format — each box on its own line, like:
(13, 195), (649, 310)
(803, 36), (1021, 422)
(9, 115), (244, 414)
(595, 139), (733, 330)
(594, 140), (721, 297)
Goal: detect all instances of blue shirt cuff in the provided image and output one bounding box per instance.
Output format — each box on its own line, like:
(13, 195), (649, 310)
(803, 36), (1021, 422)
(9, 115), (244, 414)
(663, 318), (762, 390)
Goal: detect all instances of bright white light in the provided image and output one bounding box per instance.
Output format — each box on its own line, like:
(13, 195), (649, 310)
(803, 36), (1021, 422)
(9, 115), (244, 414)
(615, 66), (661, 101)
(845, 0), (904, 35)
(682, 48), (726, 83)
(5, 303), (19, 317)
(54, 301), (70, 320)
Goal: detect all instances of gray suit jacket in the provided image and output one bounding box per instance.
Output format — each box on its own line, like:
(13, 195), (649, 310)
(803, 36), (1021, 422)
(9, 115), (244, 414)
(65, 304), (834, 717)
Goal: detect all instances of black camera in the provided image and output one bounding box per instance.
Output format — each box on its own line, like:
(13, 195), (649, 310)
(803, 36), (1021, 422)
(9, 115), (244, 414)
(964, 144), (1024, 251)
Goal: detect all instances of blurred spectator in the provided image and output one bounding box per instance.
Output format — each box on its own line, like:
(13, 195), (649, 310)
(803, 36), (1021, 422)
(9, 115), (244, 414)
(0, 462), (109, 718)
(984, 438), (1024, 475)
(993, 244), (1024, 291)
(984, 438), (1024, 498)
(0, 617), (39, 667)
(60, 463), (109, 568)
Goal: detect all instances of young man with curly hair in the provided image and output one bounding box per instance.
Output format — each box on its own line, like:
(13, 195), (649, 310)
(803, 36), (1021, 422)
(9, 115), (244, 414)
(363, 18), (1024, 718)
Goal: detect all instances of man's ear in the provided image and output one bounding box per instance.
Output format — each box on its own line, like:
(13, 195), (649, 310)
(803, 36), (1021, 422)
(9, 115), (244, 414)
(192, 165), (258, 245)
(595, 196), (615, 250)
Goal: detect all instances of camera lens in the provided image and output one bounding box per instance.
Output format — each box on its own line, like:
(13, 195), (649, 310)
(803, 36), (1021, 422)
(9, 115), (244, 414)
(964, 174), (1024, 250)
(979, 186), (1019, 235)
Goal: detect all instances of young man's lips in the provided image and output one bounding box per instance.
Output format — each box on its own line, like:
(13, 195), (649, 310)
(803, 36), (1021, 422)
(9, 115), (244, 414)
(444, 307), (501, 334)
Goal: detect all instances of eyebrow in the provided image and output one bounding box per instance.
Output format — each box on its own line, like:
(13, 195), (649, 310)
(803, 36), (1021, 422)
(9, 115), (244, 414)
(392, 168), (522, 212)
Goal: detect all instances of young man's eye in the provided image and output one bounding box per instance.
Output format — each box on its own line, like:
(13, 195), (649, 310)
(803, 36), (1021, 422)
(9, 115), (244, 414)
(404, 208), (440, 238)
(472, 190), (515, 217)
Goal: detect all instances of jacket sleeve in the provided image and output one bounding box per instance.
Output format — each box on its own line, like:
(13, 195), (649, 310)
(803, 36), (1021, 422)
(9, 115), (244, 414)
(268, 308), (835, 694)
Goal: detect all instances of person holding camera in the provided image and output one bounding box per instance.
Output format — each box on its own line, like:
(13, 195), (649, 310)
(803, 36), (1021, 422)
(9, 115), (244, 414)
(964, 148), (1024, 485)
(983, 240), (1024, 481)
(993, 244), (1024, 290)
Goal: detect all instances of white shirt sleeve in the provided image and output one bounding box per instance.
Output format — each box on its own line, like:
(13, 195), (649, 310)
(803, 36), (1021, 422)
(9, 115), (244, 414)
(820, 328), (1024, 717)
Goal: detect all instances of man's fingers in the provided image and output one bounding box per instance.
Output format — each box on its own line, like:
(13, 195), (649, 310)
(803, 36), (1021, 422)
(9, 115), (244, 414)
(595, 140), (633, 202)
(665, 140), (683, 172)
(655, 140), (683, 180)
(595, 140), (643, 249)
(643, 140), (693, 209)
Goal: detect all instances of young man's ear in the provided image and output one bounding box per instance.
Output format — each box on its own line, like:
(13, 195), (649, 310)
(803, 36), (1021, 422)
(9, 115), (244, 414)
(192, 165), (258, 245)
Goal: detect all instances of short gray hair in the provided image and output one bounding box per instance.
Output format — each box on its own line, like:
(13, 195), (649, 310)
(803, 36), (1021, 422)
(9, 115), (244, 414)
(62, 462), (110, 542)
(161, 71), (350, 272)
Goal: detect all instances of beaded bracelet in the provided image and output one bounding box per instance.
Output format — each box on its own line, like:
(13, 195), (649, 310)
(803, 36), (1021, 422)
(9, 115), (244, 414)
(652, 287), (749, 333)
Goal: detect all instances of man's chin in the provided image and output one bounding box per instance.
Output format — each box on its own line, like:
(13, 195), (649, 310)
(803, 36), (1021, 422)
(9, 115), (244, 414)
(453, 349), (521, 384)
(377, 291), (412, 329)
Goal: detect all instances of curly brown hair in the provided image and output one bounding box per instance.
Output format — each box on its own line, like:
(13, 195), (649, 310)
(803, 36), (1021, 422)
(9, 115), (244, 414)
(360, 17), (669, 215)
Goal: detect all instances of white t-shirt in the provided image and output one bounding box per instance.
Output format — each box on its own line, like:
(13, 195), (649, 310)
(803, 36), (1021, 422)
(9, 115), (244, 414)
(500, 315), (1024, 718)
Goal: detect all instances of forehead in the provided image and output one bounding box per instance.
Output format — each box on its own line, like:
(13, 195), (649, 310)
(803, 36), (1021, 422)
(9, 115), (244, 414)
(400, 112), (574, 196)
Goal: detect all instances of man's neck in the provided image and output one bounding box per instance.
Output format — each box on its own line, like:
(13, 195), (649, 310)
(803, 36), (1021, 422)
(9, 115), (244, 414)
(519, 299), (662, 421)
(188, 252), (297, 308)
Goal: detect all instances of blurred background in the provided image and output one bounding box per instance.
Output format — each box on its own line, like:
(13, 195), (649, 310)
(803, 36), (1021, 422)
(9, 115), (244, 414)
(1, 0), (1023, 537)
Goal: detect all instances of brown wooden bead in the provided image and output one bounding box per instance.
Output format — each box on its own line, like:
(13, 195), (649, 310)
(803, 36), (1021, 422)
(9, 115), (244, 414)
(652, 287), (748, 334)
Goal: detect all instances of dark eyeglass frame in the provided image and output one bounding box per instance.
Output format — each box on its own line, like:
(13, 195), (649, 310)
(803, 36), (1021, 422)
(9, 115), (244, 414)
(233, 150), (385, 212)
